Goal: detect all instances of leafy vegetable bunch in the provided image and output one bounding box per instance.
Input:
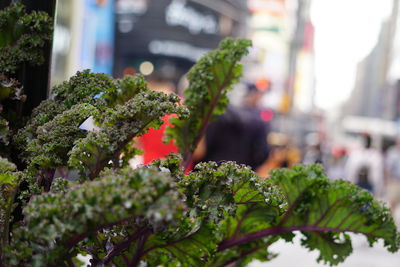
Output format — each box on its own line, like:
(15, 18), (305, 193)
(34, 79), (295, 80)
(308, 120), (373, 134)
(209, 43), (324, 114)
(0, 2), (398, 267)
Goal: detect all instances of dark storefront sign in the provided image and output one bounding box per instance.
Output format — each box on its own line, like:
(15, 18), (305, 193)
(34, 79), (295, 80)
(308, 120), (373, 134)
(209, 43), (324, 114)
(113, 0), (248, 81)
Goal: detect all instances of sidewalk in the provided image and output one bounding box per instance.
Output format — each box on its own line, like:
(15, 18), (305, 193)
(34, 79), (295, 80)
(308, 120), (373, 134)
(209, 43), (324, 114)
(249, 233), (400, 267)
(250, 199), (400, 267)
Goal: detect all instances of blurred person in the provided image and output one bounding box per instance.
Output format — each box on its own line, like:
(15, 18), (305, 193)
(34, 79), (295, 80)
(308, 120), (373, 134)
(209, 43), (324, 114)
(385, 137), (400, 212)
(327, 146), (348, 180)
(195, 104), (270, 170)
(194, 84), (271, 171)
(302, 132), (325, 166)
(345, 134), (384, 196)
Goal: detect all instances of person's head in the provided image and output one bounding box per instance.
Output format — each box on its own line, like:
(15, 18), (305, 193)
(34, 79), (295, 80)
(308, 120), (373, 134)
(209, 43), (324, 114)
(243, 83), (264, 108)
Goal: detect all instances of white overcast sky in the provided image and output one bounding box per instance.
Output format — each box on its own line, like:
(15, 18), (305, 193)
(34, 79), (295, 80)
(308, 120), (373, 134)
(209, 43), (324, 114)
(311, 0), (393, 109)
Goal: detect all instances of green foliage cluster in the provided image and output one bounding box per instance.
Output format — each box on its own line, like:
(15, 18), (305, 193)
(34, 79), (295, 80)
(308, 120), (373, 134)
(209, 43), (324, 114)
(0, 72), (25, 146)
(0, 2), (52, 153)
(6, 167), (185, 266)
(12, 70), (186, 192)
(0, 2), (53, 74)
(0, 3), (399, 266)
(0, 156), (18, 260)
(68, 89), (187, 180)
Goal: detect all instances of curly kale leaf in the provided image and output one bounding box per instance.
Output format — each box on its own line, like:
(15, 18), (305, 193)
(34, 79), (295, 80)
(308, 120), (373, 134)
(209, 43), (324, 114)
(217, 165), (399, 266)
(0, 157), (18, 262)
(14, 71), (149, 165)
(166, 38), (251, 166)
(0, 74), (24, 101)
(178, 162), (284, 266)
(0, 74), (25, 146)
(138, 160), (283, 267)
(13, 99), (67, 162)
(0, 156), (17, 184)
(52, 70), (148, 111)
(68, 90), (188, 180)
(5, 167), (185, 266)
(0, 116), (8, 146)
(102, 73), (148, 106)
(142, 222), (217, 267)
(0, 2), (53, 74)
(52, 70), (116, 110)
(25, 103), (98, 169)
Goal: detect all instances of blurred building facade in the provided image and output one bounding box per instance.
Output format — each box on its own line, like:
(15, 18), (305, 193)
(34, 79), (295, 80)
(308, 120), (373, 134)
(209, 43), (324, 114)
(345, 1), (398, 120)
(386, 0), (400, 122)
(244, 0), (316, 149)
(337, 0), (400, 148)
(51, 0), (115, 86)
(244, 0), (315, 114)
(51, 0), (316, 108)
(52, 0), (249, 87)
(113, 0), (249, 83)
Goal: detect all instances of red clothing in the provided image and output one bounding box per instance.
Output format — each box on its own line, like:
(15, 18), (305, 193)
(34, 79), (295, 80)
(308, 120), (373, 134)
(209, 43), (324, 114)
(140, 114), (178, 164)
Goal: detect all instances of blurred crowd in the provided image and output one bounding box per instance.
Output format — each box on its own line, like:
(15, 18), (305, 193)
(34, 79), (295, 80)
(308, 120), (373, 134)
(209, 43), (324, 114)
(196, 113), (400, 216)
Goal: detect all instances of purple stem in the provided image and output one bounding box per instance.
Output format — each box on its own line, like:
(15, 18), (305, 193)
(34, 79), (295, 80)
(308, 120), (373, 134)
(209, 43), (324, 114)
(128, 230), (152, 267)
(217, 225), (377, 252)
(102, 226), (150, 264)
(183, 64), (235, 171)
(66, 217), (131, 249)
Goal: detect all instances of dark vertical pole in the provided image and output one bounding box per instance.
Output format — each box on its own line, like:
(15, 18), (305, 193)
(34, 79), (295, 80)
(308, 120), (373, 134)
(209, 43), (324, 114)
(18, 0), (57, 116)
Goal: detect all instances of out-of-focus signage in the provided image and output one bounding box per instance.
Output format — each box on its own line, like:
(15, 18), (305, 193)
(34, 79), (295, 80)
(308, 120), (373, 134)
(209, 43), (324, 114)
(165, 0), (218, 35)
(248, 0), (286, 15)
(81, 0), (115, 74)
(113, 0), (246, 78)
(148, 40), (209, 62)
(114, 0), (224, 60)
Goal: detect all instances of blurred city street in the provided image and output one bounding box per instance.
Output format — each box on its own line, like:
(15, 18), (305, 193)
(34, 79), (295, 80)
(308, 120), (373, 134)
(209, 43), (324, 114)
(250, 233), (400, 267)
(249, 206), (400, 267)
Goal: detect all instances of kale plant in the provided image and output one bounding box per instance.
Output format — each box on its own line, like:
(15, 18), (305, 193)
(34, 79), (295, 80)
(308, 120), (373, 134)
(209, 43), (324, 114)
(0, 3), (399, 267)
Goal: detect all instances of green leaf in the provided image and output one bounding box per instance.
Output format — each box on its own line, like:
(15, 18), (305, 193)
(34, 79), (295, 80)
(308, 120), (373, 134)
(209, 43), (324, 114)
(0, 157), (15, 173)
(25, 103), (98, 169)
(212, 165), (399, 266)
(0, 173), (16, 185)
(5, 167), (185, 266)
(68, 90), (188, 180)
(0, 2), (53, 74)
(187, 162), (283, 266)
(143, 222), (217, 267)
(0, 157), (18, 257)
(166, 38), (252, 164)
(269, 165), (399, 265)
(0, 116), (9, 145)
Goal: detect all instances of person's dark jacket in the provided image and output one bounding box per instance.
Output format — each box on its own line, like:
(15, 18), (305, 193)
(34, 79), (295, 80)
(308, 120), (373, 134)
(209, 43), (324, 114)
(199, 105), (270, 170)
